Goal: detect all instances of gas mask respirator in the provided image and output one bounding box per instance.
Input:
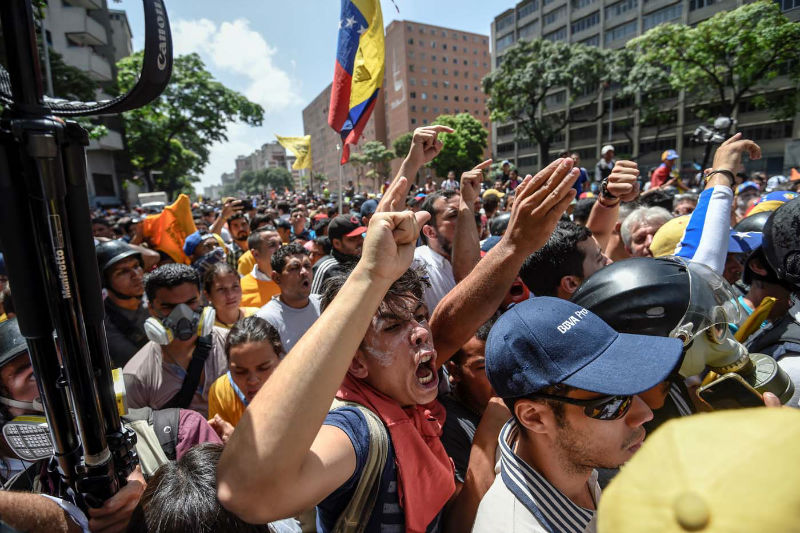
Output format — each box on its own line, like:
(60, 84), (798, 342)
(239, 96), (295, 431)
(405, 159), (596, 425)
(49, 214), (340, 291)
(144, 303), (216, 345)
(671, 261), (794, 403)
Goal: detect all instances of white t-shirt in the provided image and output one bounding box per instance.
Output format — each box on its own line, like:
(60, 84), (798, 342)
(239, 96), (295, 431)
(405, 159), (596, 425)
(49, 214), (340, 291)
(256, 295), (322, 355)
(413, 245), (456, 314)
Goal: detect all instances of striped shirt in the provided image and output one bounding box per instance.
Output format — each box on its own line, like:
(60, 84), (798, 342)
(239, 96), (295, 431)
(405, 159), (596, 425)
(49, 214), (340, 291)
(473, 420), (599, 533)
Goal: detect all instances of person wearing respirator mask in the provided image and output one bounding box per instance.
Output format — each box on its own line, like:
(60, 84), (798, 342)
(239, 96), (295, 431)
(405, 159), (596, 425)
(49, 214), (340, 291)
(123, 264), (228, 418)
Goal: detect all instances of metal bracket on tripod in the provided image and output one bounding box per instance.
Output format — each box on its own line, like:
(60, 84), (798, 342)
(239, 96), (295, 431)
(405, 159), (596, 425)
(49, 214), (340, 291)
(0, 0), (172, 509)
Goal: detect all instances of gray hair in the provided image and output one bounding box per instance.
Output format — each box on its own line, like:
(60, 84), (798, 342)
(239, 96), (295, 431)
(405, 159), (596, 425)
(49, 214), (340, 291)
(673, 193), (699, 210)
(620, 206), (673, 248)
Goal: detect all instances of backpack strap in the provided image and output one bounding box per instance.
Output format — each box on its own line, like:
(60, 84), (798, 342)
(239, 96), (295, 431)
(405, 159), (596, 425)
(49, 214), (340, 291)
(330, 399), (390, 533)
(162, 335), (213, 409)
(747, 315), (800, 358)
(151, 407), (181, 461)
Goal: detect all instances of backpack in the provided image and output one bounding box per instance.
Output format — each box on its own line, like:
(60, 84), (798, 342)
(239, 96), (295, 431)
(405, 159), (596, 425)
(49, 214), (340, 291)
(122, 407), (181, 476)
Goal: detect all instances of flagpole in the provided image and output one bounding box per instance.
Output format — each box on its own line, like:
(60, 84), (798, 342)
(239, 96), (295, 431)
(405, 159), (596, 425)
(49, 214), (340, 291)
(337, 143), (344, 215)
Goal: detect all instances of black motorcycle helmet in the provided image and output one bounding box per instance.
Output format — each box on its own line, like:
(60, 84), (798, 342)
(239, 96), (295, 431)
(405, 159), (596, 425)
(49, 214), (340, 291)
(733, 211), (771, 233)
(95, 240), (142, 287)
(350, 194), (367, 211)
(489, 212), (511, 237)
(571, 257), (691, 338)
(762, 197), (800, 290)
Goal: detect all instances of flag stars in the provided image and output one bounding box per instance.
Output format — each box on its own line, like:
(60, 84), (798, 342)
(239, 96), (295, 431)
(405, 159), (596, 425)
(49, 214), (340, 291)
(345, 16), (357, 28)
(357, 25), (367, 35)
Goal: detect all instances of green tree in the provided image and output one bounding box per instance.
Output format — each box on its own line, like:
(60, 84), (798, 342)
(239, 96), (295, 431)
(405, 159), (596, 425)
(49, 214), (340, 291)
(352, 140), (395, 191)
(239, 167), (294, 194)
(312, 172), (327, 194)
(628, 0), (800, 120)
(392, 132), (413, 161)
(428, 113), (487, 178)
(117, 52), (264, 200)
(483, 39), (616, 165)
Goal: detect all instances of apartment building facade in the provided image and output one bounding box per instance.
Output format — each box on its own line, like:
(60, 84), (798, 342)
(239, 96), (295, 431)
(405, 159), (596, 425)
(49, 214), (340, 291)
(490, 0), (800, 177)
(44, 0), (133, 206)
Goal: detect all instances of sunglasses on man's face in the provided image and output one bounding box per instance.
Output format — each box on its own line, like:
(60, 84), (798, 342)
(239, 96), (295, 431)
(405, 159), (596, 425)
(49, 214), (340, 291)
(526, 392), (634, 421)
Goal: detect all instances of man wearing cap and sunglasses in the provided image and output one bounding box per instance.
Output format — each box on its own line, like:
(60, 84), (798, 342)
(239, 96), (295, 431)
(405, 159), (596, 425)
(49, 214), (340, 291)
(473, 297), (683, 533)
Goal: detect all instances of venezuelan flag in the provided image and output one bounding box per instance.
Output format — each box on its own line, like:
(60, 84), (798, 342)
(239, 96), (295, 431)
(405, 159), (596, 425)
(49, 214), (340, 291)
(328, 0), (384, 164)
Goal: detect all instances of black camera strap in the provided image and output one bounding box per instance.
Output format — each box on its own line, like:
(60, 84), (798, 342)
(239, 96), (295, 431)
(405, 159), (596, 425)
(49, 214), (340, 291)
(163, 335), (212, 409)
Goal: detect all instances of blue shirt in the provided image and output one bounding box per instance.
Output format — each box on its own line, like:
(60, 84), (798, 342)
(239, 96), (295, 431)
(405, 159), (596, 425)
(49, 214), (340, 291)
(317, 407), (441, 533)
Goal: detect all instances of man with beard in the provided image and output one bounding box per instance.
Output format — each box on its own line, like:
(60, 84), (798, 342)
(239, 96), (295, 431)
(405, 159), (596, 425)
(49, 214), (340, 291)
(226, 212), (251, 270)
(472, 297), (683, 532)
(309, 215), (365, 295)
(256, 243), (320, 353)
(96, 240), (151, 367)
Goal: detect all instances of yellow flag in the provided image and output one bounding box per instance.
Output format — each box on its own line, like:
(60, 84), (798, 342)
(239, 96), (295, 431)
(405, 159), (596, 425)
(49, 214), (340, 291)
(275, 134), (312, 170)
(142, 193), (197, 264)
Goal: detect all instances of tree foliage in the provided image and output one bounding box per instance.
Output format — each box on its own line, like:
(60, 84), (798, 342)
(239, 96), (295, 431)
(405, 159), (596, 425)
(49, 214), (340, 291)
(483, 39), (616, 163)
(627, 0), (800, 120)
(351, 140), (394, 190)
(428, 113), (488, 178)
(392, 132), (413, 161)
(238, 167), (294, 194)
(117, 52), (264, 200)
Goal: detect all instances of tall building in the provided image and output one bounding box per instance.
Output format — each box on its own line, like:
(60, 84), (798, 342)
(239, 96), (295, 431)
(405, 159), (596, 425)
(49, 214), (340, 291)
(383, 19), (492, 176)
(303, 82), (386, 186)
(490, 0), (800, 177)
(302, 19), (491, 189)
(44, 0), (133, 206)
(228, 142), (304, 191)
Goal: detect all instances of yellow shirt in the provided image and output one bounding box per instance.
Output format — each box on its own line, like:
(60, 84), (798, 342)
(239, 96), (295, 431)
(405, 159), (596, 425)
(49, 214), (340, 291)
(214, 307), (259, 329)
(237, 250), (256, 277)
(208, 372), (246, 427)
(240, 273), (281, 308)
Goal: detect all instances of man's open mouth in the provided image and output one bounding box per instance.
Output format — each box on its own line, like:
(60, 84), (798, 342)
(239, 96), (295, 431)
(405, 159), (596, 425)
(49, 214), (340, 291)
(415, 352), (436, 385)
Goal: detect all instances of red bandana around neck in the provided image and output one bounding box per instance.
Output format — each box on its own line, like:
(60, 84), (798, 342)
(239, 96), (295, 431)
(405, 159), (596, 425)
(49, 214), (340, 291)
(336, 373), (455, 533)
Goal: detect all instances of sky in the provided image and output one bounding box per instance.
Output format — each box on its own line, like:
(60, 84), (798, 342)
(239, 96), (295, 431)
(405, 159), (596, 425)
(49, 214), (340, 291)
(113, 0), (508, 190)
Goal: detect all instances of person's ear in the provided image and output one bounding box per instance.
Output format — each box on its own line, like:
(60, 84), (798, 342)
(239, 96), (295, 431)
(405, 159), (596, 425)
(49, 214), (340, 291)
(515, 400), (555, 436)
(348, 350), (369, 379)
(271, 270), (283, 284)
(559, 275), (582, 296)
(422, 223), (437, 240)
(749, 257), (768, 277)
(613, 221), (622, 235)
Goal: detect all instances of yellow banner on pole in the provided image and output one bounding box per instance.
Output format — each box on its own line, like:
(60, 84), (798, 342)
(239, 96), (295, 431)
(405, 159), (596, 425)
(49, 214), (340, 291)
(275, 134), (312, 170)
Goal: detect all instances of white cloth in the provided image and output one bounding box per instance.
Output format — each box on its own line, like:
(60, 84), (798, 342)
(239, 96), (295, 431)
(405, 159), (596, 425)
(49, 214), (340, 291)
(251, 264), (273, 282)
(256, 294), (322, 354)
(413, 245), (456, 314)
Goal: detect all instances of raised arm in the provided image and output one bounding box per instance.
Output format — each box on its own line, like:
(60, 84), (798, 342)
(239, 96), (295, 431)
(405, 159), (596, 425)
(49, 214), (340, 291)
(430, 158), (579, 366)
(217, 210), (430, 523)
(209, 200), (242, 236)
(586, 160), (640, 251)
(392, 125), (453, 193)
(451, 160), (490, 282)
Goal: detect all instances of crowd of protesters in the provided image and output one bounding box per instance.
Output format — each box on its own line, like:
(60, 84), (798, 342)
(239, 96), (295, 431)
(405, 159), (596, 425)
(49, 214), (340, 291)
(1, 124), (800, 532)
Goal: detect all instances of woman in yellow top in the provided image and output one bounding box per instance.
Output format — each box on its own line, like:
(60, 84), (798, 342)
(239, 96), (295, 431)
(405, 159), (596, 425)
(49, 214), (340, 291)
(207, 316), (283, 442)
(203, 263), (259, 329)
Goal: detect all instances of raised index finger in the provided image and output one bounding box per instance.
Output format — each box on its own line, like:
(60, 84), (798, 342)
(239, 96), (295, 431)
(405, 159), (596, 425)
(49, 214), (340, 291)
(472, 159), (493, 171)
(426, 125), (454, 134)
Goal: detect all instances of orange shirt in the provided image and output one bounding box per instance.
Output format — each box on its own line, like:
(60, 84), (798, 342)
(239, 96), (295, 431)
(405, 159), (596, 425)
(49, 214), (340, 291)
(240, 272), (280, 308)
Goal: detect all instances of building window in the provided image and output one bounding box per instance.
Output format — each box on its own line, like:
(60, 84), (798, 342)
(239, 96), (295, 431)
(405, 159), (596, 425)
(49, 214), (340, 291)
(409, 64), (415, 72)
(434, 106), (439, 113)
(408, 51), (415, 59)
(408, 38), (414, 45)
(433, 94), (439, 100)
(689, 0), (714, 9)
(422, 79), (428, 86)
(432, 80), (438, 87)
(496, 33), (515, 52)
(607, 19), (637, 41)
(496, 12), (515, 32)
(571, 11), (600, 33)
(410, 92), (417, 99)
(544, 26), (567, 41)
(432, 67), (437, 74)
(447, 81), (453, 88)
(422, 92), (428, 100)
(581, 34), (600, 46)
(454, 95), (460, 102)
(519, 21), (539, 40)
(422, 105), (428, 112)
(606, 0), (638, 18)
(432, 55), (437, 61)
(545, 90), (567, 106)
(431, 41), (437, 48)
(411, 118), (417, 125)
(442, 56), (447, 62)
(443, 95), (449, 101)
(544, 5), (567, 25)
(423, 119), (429, 124)
(443, 43), (448, 50)
(454, 70), (459, 76)
(420, 27), (425, 34)
(572, 0), (597, 8)
(407, 24), (414, 32)
(410, 78), (416, 86)
(444, 68), (449, 75)
(543, 0), (558, 6)
(421, 66), (428, 73)
(411, 105), (417, 111)
(643, 3), (683, 31)
(517, 0), (539, 19)
(778, 0), (800, 9)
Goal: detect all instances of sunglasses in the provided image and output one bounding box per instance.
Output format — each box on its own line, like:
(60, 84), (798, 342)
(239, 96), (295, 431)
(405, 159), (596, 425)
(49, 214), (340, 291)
(526, 392), (634, 421)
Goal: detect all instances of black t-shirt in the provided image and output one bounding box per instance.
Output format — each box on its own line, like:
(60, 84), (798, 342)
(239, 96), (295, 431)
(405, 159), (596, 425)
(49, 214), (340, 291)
(439, 393), (481, 484)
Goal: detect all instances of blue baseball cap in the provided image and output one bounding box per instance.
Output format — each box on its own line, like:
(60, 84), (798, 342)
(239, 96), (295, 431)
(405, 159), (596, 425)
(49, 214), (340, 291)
(485, 297), (683, 398)
(183, 231), (212, 257)
(736, 181), (760, 196)
(662, 149), (680, 161)
(360, 199), (378, 219)
(728, 230), (763, 254)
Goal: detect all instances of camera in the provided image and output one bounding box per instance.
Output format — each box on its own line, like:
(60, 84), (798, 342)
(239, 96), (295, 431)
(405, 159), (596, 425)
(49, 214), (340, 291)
(690, 116), (737, 146)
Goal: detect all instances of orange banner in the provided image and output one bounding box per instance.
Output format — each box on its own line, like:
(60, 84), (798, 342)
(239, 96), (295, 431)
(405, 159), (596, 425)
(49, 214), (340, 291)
(142, 194), (197, 264)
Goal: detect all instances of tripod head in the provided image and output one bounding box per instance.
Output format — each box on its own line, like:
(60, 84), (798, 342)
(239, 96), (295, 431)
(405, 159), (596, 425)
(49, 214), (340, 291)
(0, 0), (172, 510)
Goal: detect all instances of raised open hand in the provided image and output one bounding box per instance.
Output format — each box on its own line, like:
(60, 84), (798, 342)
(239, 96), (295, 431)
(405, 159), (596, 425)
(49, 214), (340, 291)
(712, 133), (761, 174)
(404, 125), (454, 169)
(502, 158), (579, 255)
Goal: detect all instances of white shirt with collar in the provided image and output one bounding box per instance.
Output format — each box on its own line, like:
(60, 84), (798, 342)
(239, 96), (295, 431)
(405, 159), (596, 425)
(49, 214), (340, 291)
(251, 264), (273, 282)
(472, 420), (600, 533)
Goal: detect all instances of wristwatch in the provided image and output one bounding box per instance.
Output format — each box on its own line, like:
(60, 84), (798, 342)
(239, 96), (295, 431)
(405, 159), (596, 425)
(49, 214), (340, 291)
(600, 178), (617, 200)
(704, 169), (735, 187)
